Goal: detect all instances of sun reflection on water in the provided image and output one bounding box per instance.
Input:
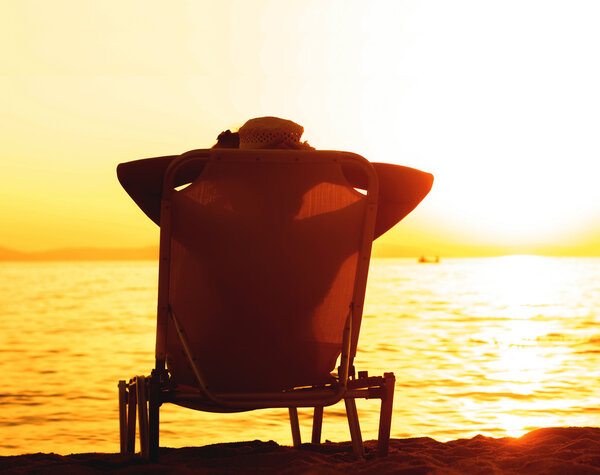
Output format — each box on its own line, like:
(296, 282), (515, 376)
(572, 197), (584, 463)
(481, 255), (567, 310)
(456, 256), (581, 437)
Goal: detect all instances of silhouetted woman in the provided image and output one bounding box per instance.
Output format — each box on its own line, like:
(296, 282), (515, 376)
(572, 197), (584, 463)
(116, 116), (434, 391)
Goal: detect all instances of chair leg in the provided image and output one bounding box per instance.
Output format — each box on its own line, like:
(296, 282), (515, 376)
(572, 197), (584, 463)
(311, 406), (324, 444)
(118, 380), (128, 454)
(377, 372), (396, 457)
(344, 398), (365, 457)
(126, 379), (137, 453)
(288, 407), (301, 447)
(136, 376), (149, 458)
(148, 372), (161, 462)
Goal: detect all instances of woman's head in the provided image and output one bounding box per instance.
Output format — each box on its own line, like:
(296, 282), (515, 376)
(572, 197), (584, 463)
(213, 116), (313, 150)
(213, 129), (240, 148)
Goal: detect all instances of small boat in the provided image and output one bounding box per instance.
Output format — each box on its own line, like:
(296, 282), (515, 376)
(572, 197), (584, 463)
(418, 256), (440, 264)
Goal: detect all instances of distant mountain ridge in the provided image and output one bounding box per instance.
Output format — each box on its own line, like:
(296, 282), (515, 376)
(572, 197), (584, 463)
(0, 246), (159, 261)
(0, 244), (425, 261)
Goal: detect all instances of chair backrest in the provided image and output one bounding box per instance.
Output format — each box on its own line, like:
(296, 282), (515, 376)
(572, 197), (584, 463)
(155, 149), (378, 393)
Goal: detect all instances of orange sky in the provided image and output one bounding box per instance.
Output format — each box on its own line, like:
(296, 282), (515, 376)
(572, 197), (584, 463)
(1, 0), (599, 257)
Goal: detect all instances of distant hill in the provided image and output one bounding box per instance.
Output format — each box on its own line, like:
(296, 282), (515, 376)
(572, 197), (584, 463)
(0, 246), (159, 261)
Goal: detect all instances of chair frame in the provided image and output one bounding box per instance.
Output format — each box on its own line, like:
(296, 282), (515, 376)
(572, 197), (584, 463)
(118, 149), (395, 460)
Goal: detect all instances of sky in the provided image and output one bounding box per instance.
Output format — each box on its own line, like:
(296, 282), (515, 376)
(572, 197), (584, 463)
(1, 0), (599, 257)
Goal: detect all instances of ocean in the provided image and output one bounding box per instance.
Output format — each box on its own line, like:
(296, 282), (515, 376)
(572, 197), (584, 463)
(1, 257), (599, 456)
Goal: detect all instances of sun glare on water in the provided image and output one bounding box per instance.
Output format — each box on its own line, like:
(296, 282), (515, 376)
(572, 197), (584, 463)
(465, 255), (580, 437)
(484, 255), (566, 311)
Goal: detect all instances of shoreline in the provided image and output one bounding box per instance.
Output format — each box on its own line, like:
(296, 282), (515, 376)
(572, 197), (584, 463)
(3, 427), (600, 474)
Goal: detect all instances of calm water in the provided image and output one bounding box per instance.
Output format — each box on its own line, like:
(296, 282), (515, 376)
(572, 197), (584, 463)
(1, 257), (599, 456)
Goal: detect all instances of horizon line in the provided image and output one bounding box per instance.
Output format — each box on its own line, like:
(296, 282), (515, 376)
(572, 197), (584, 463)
(0, 245), (598, 262)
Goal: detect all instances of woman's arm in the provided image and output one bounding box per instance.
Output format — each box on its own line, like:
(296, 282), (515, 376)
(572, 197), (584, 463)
(116, 131), (237, 225)
(342, 162), (434, 239)
(118, 152), (433, 238)
(116, 155), (207, 225)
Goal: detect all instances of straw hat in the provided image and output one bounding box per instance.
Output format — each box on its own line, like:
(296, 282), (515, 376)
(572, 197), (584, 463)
(238, 116), (312, 149)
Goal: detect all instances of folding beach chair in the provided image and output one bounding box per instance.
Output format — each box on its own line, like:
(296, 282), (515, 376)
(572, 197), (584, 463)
(118, 148), (395, 460)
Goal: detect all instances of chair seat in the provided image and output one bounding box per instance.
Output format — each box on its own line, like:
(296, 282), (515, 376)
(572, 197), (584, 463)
(163, 376), (340, 412)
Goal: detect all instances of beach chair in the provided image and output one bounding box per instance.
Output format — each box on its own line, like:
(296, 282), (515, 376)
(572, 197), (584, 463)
(118, 148), (395, 460)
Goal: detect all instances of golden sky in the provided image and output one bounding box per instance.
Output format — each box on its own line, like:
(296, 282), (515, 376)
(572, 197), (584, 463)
(1, 0), (599, 256)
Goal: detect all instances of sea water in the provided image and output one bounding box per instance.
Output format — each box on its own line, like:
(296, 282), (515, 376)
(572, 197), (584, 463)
(0, 257), (599, 455)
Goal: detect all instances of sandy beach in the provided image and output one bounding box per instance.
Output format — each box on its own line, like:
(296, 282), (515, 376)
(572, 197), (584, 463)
(2, 427), (600, 474)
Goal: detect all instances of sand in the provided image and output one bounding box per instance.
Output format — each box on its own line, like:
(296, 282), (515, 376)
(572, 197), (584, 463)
(2, 427), (600, 474)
